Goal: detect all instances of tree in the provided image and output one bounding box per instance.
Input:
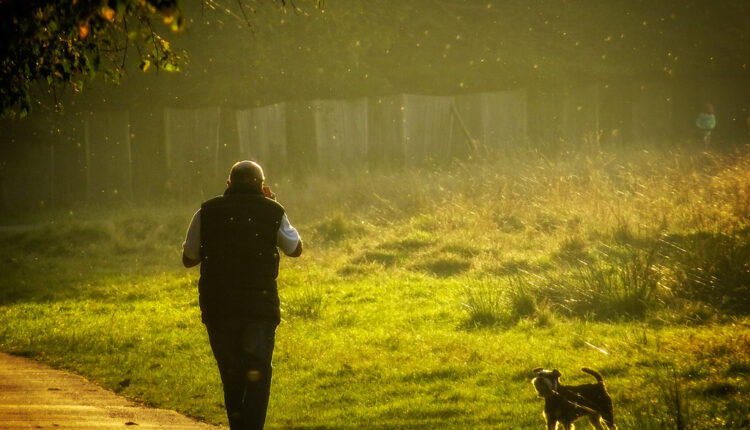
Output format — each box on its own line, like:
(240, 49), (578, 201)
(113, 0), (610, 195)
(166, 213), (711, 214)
(0, 0), (184, 117)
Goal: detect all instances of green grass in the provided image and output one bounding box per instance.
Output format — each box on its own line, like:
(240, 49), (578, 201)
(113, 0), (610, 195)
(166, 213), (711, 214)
(1, 142), (749, 428)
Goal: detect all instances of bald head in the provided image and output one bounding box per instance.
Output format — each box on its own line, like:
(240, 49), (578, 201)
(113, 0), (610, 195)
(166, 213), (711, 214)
(228, 160), (264, 189)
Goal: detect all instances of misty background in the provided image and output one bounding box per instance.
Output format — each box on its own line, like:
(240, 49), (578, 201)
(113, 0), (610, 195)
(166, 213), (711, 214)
(1, 0), (749, 210)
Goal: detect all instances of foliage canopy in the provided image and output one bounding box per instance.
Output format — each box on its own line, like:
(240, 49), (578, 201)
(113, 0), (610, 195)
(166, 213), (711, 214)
(0, 0), (183, 117)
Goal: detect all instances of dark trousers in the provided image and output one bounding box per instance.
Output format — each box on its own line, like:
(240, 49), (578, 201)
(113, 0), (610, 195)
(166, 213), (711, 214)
(205, 320), (276, 430)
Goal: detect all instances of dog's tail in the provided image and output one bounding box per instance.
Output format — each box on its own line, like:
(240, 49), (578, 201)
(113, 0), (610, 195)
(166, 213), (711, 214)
(581, 367), (604, 383)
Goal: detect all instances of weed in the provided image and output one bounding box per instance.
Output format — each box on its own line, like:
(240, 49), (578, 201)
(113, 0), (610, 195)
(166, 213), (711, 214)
(651, 364), (693, 430)
(494, 214), (525, 233)
(506, 276), (537, 319)
(555, 236), (588, 263)
(313, 212), (365, 243)
(461, 276), (537, 328)
(666, 230), (750, 313)
(612, 221), (635, 244)
(336, 263), (372, 277)
(355, 249), (400, 266)
(698, 380), (739, 397)
(377, 231), (435, 252)
(529, 304), (555, 327)
(439, 242), (479, 258)
(726, 361), (750, 376)
(410, 214), (440, 232)
(2, 144), (750, 428)
(549, 243), (662, 319)
(491, 258), (533, 276)
(462, 278), (506, 328)
(657, 300), (719, 326)
(283, 286), (324, 320)
(534, 211), (561, 234)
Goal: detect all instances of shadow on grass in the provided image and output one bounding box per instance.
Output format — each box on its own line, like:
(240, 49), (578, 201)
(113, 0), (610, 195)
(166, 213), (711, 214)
(0, 218), (185, 306)
(412, 256), (472, 277)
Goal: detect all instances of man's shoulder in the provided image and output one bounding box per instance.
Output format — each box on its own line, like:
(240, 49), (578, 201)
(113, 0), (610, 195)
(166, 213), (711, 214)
(201, 194), (285, 215)
(263, 197), (285, 213)
(201, 195), (225, 209)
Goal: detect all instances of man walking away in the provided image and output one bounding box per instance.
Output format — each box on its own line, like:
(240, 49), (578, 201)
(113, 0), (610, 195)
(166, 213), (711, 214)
(182, 160), (303, 430)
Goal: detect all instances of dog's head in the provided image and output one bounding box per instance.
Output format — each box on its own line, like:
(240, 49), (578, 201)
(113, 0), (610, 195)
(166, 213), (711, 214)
(531, 368), (561, 398)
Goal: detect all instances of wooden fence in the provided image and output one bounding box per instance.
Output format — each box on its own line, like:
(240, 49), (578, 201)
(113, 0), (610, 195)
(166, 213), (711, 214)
(1, 81), (748, 209)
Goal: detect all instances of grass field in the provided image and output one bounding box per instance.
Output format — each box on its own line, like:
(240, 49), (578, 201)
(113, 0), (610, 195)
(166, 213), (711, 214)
(1, 142), (749, 429)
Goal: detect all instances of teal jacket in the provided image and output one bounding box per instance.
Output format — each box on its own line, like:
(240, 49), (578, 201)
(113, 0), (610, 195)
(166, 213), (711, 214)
(696, 113), (716, 131)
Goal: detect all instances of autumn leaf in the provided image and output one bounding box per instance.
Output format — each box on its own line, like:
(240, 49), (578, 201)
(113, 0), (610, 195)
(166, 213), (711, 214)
(100, 6), (115, 22)
(78, 21), (89, 39)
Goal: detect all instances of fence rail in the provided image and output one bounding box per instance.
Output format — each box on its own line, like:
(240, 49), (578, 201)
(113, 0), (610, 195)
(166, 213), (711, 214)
(1, 80), (748, 209)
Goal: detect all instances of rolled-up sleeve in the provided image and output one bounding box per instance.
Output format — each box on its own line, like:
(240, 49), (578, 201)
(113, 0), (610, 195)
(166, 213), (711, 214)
(277, 213), (301, 256)
(183, 209), (201, 261)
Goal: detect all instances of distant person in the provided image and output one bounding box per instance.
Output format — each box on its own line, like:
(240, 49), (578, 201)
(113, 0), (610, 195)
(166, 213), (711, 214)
(695, 103), (716, 146)
(182, 160), (303, 430)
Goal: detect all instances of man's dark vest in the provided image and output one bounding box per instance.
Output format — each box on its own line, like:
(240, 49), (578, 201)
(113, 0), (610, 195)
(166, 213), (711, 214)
(199, 184), (285, 323)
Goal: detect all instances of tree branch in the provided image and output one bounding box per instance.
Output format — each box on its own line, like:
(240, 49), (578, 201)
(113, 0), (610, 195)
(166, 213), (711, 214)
(121, 17), (129, 69)
(236, 0), (252, 28)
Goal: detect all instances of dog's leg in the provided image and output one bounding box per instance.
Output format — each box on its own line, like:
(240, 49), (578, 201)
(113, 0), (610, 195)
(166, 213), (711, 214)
(601, 416), (616, 429)
(588, 415), (605, 430)
(544, 414), (559, 430)
(546, 418), (557, 430)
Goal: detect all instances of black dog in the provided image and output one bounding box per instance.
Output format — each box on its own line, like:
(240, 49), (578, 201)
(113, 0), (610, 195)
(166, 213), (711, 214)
(531, 367), (615, 429)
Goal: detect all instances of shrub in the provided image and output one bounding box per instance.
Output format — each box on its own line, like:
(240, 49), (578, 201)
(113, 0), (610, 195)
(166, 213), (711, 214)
(506, 276), (537, 319)
(547, 244), (662, 319)
(666, 230), (750, 314)
(462, 279), (505, 328)
(461, 276), (537, 328)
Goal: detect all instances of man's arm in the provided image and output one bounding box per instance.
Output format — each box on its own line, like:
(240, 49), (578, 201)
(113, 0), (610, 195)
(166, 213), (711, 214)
(277, 213), (303, 257)
(183, 209), (201, 268)
(288, 239), (303, 258)
(183, 252), (201, 267)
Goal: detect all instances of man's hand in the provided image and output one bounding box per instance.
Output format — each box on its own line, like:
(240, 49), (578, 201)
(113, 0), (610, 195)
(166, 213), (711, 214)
(262, 186), (276, 200)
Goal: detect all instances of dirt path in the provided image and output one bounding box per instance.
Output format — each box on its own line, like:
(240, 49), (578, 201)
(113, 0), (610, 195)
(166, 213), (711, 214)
(0, 352), (222, 429)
